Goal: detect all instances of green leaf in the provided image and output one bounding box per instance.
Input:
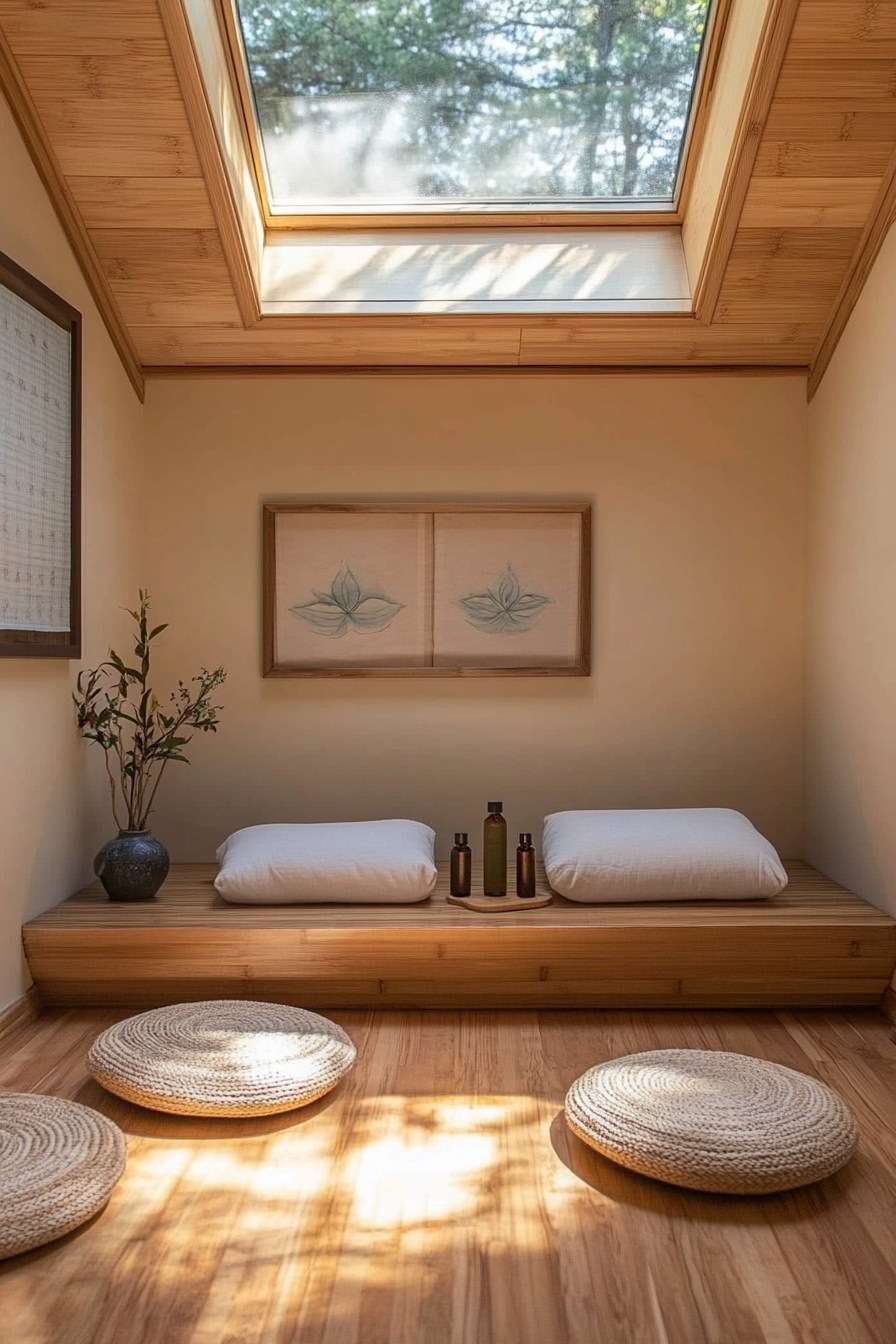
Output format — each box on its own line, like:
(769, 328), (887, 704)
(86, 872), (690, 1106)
(458, 564), (550, 635)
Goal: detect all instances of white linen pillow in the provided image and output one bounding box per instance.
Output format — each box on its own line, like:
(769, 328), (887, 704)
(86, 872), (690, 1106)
(215, 821), (438, 904)
(542, 808), (788, 903)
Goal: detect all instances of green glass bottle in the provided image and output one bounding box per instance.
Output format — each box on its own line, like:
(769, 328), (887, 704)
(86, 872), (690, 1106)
(483, 801), (507, 896)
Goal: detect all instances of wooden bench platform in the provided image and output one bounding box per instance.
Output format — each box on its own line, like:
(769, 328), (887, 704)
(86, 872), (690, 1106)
(23, 861), (896, 1010)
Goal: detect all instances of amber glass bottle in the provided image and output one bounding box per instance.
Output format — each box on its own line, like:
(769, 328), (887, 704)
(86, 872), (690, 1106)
(516, 833), (536, 898)
(450, 833), (472, 898)
(483, 802), (507, 896)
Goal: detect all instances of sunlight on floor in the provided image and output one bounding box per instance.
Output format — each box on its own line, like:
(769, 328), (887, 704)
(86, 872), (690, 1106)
(2, 1093), (619, 1344)
(345, 1099), (505, 1227)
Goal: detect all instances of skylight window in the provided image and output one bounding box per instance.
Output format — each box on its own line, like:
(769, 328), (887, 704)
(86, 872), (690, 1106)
(231, 0), (715, 212)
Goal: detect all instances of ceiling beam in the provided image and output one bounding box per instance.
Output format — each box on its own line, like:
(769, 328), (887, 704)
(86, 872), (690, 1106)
(143, 363), (808, 381)
(690, 0), (801, 322)
(157, 0), (260, 326)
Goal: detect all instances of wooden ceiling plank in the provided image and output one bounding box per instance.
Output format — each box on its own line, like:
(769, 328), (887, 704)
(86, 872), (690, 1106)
(36, 98), (201, 152)
(754, 140), (895, 177)
(787, 0), (896, 60)
(714, 297), (839, 325)
(91, 228), (226, 264)
(31, 95), (203, 178)
(719, 254), (851, 298)
(775, 58), (896, 101)
(740, 176), (881, 227)
(48, 135), (203, 180)
(66, 177), (217, 230)
(103, 272), (240, 299)
(11, 48), (184, 101)
(727, 226), (863, 260)
(763, 101), (896, 141)
(809, 145), (896, 398)
(109, 286), (243, 326)
(100, 256), (233, 288)
(131, 323), (524, 366)
(103, 273), (239, 305)
(0, 21), (144, 398)
(0, 0), (164, 52)
(519, 324), (817, 365)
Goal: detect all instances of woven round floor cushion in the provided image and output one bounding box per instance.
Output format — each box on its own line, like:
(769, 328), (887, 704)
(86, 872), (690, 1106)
(0, 1092), (127, 1259)
(87, 1001), (356, 1117)
(565, 1049), (858, 1195)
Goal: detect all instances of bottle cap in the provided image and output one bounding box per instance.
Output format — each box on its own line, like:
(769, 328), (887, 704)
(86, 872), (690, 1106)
(487, 801), (503, 813)
(454, 832), (468, 846)
(520, 832), (532, 845)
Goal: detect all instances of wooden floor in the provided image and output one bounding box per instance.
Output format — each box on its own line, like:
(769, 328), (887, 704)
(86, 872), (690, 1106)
(2, 1005), (896, 1344)
(23, 861), (896, 1010)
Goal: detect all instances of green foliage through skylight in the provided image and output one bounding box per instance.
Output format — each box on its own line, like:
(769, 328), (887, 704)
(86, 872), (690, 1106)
(235, 0), (713, 206)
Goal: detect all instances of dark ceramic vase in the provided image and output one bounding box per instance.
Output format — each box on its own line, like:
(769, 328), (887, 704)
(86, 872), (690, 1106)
(94, 830), (170, 902)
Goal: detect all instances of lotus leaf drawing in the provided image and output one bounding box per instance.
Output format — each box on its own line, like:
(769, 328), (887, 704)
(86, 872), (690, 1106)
(457, 564), (550, 635)
(291, 563), (403, 638)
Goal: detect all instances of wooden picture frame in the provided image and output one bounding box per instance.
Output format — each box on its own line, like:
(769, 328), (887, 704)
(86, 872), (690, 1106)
(263, 502), (591, 678)
(0, 248), (81, 659)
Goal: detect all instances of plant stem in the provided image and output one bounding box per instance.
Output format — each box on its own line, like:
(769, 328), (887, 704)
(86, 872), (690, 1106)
(104, 752), (123, 831)
(140, 758), (171, 829)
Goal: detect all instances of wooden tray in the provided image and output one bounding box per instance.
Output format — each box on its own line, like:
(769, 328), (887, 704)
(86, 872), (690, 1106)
(446, 891), (553, 913)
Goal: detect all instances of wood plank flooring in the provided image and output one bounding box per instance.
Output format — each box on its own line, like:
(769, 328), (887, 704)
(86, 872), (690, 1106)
(22, 862), (896, 1010)
(1, 1006), (895, 1344)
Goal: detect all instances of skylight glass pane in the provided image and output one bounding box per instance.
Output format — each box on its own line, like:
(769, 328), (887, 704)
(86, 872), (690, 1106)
(235, 0), (713, 208)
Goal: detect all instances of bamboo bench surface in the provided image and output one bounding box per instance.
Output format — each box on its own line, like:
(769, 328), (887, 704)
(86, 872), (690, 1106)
(25, 860), (896, 930)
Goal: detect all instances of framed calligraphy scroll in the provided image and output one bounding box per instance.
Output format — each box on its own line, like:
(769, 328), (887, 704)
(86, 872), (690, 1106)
(0, 249), (81, 658)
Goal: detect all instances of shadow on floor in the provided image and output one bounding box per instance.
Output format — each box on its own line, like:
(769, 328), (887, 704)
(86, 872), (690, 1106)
(72, 1075), (343, 1140)
(549, 1109), (856, 1224)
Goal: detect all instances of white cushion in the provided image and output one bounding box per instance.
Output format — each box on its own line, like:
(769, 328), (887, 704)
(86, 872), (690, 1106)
(542, 808), (787, 903)
(215, 820), (437, 904)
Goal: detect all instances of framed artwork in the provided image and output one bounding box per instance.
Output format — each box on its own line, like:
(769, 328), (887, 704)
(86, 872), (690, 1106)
(263, 502), (591, 677)
(0, 249), (81, 659)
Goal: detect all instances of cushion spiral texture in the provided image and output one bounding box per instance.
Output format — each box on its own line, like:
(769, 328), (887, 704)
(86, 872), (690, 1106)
(0, 1092), (127, 1259)
(565, 1049), (858, 1194)
(87, 1000), (356, 1117)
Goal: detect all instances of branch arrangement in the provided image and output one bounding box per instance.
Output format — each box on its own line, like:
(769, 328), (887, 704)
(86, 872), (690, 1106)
(74, 593), (226, 832)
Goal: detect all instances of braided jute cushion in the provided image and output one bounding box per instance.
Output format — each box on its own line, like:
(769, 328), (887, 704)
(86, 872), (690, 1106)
(87, 1000), (356, 1117)
(0, 1093), (127, 1259)
(565, 1049), (858, 1194)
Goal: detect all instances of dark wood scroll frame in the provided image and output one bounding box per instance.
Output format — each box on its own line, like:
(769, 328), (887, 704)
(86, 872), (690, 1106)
(0, 248), (81, 659)
(263, 501), (592, 678)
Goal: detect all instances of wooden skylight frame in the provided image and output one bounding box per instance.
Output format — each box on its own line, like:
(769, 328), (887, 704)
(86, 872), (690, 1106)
(159, 0), (796, 329)
(214, 0), (733, 232)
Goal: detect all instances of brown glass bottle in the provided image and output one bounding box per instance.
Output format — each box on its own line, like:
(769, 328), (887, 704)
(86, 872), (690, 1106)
(450, 833), (472, 898)
(516, 833), (536, 898)
(483, 802), (507, 896)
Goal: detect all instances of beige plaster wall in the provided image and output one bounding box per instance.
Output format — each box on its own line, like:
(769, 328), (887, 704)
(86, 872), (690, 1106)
(0, 94), (145, 1009)
(806, 224), (896, 919)
(144, 373), (807, 862)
